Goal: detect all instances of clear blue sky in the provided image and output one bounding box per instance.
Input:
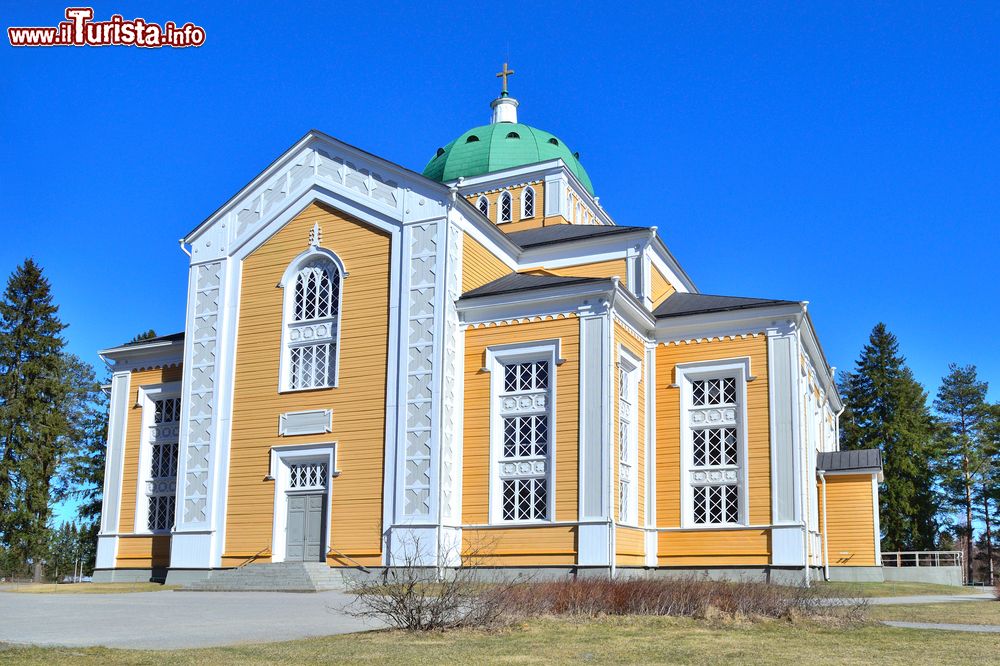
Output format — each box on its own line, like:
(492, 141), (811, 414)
(2, 0), (998, 413)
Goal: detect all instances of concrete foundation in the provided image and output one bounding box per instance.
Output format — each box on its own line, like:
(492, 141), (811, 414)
(827, 566), (885, 583)
(883, 566), (963, 586)
(163, 568), (215, 585)
(92, 567), (167, 583)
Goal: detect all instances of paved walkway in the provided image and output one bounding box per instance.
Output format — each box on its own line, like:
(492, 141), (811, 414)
(0, 589), (377, 649)
(863, 591), (995, 605)
(883, 620), (1000, 633)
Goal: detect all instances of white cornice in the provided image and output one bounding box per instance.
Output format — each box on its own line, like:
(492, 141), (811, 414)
(98, 338), (184, 372)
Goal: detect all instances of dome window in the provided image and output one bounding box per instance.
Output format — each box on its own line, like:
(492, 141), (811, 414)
(466, 135), (480, 143)
(435, 147), (445, 157)
(521, 186), (535, 219)
(506, 131), (520, 139)
(548, 138), (559, 146)
(499, 191), (513, 223)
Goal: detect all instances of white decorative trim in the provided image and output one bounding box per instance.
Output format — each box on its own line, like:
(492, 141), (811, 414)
(400, 222), (441, 519)
(99, 371), (131, 539)
(269, 442), (339, 563)
(484, 340), (561, 524)
(133, 382), (181, 535)
(176, 261), (223, 530)
(616, 346), (641, 527)
(277, 245), (347, 392)
(438, 223), (465, 542)
(675, 357), (752, 529)
(279, 409), (334, 436)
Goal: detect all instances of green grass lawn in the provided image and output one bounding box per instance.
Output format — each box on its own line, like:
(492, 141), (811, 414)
(1, 582), (176, 594)
(870, 600), (1000, 626)
(1, 615), (998, 665)
(815, 581), (969, 598)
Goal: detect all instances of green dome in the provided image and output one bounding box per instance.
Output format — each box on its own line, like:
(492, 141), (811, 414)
(422, 122), (595, 195)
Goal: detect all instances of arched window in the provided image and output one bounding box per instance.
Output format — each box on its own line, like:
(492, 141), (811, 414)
(521, 186), (535, 219)
(281, 253), (343, 390)
(477, 195), (490, 218)
(499, 191), (513, 223)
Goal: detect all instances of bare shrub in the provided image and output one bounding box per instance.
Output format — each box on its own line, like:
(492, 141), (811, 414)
(505, 576), (867, 623)
(347, 535), (526, 630)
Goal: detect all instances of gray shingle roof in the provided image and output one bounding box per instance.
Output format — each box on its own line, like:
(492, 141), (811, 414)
(653, 293), (798, 318)
(121, 331), (185, 347)
(461, 273), (610, 299)
(817, 449), (883, 473)
(504, 225), (648, 249)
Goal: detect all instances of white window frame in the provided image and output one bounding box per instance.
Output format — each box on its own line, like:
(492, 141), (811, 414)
(498, 190), (513, 223)
(476, 194), (490, 219)
(617, 347), (641, 526)
(521, 186), (536, 219)
(676, 357), (751, 529)
(268, 442), (339, 563)
(278, 247), (347, 393)
(485, 340), (561, 524)
(134, 382), (181, 535)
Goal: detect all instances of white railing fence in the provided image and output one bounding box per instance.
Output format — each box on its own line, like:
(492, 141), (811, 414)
(881, 550), (963, 569)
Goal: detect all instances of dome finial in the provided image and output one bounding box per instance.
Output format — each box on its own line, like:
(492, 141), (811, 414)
(496, 62), (515, 97)
(490, 62), (519, 123)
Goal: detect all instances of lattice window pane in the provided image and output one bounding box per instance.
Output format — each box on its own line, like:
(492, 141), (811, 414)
(619, 480), (629, 523)
(478, 196), (489, 216)
(151, 442), (179, 479)
(692, 484), (739, 525)
(293, 262), (340, 322)
(502, 361), (548, 393)
(502, 415), (549, 459)
(154, 397), (181, 424)
(692, 378), (737, 406)
(499, 192), (512, 222)
(147, 494), (175, 532)
(289, 343), (334, 389)
(500, 478), (547, 521)
(523, 188), (535, 218)
(289, 462), (328, 489)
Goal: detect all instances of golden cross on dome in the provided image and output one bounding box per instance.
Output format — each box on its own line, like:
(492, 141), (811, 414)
(496, 62), (515, 96)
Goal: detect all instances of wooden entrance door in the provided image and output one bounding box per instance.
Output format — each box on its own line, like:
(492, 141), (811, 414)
(285, 492), (324, 562)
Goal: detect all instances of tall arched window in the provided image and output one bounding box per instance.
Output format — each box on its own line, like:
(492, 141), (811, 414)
(477, 195), (490, 218)
(521, 186), (535, 219)
(281, 253), (343, 390)
(499, 190), (513, 223)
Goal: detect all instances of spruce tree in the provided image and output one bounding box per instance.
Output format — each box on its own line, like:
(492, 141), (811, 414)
(0, 260), (69, 570)
(934, 363), (990, 584)
(839, 323), (939, 551)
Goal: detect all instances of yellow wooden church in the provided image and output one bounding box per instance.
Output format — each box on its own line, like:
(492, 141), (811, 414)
(94, 68), (883, 586)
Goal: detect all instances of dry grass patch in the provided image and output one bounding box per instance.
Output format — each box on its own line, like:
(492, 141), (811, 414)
(2, 616), (999, 665)
(2, 582), (176, 594)
(870, 600), (1000, 626)
(815, 581), (967, 598)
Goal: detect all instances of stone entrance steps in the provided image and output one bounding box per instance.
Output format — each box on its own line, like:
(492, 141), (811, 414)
(183, 561), (352, 592)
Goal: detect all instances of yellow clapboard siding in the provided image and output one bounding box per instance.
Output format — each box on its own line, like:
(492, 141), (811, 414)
(616, 526), (646, 565)
(115, 535), (171, 568)
(546, 259), (629, 289)
(615, 323), (647, 528)
(654, 335), (772, 564)
(223, 202), (389, 565)
(658, 529), (770, 566)
(821, 474), (877, 566)
(651, 266), (676, 307)
(463, 526), (577, 566)
(118, 365), (183, 535)
(462, 232), (512, 293)
(462, 317), (580, 545)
